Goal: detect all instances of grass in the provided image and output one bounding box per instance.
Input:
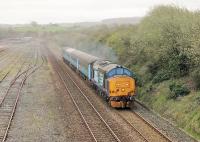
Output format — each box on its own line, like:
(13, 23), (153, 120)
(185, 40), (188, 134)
(137, 80), (200, 140)
(14, 25), (68, 33)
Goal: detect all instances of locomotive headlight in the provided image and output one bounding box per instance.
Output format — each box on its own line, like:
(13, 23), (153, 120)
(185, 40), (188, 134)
(121, 88), (125, 92)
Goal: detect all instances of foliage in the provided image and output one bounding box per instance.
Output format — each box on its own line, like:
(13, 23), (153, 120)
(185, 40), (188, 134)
(132, 73), (143, 87)
(191, 69), (200, 90)
(169, 82), (190, 99)
(152, 71), (170, 83)
(101, 5), (200, 84)
(195, 96), (200, 105)
(147, 62), (159, 76)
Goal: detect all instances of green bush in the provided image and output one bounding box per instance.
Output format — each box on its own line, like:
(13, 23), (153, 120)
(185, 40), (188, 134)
(152, 71), (170, 83)
(132, 73), (143, 87)
(195, 96), (200, 105)
(169, 82), (190, 99)
(148, 62), (160, 76)
(163, 48), (192, 78)
(191, 69), (200, 90)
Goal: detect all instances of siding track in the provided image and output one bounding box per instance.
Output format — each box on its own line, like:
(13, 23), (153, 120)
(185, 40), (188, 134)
(0, 46), (44, 142)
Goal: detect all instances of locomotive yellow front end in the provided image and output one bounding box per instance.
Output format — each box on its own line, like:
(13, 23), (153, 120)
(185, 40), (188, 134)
(92, 61), (136, 108)
(108, 76), (136, 108)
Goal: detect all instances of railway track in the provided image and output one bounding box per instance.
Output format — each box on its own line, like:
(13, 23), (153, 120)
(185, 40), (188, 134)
(0, 72), (10, 84)
(47, 47), (176, 142)
(0, 47), (8, 55)
(0, 47), (18, 65)
(133, 110), (172, 141)
(117, 109), (172, 142)
(116, 113), (149, 142)
(55, 57), (171, 142)
(61, 61), (172, 142)
(0, 53), (25, 84)
(47, 48), (122, 142)
(0, 48), (4, 53)
(0, 47), (26, 83)
(50, 48), (176, 142)
(0, 46), (44, 142)
(0, 62), (29, 142)
(134, 100), (198, 142)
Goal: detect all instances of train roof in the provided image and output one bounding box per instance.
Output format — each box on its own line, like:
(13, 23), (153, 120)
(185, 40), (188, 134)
(64, 48), (100, 65)
(93, 60), (133, 77)
(93, 60), (121, 72)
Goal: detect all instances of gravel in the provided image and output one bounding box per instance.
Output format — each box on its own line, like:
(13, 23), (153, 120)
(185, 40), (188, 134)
(133, 101), (198, 142)
(2, 39), (197, 142)
(4, 40), (92, 142)
(55, 48), (198, 142)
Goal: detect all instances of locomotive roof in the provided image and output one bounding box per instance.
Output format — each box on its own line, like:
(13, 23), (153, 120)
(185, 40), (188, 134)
(64, 48), (100, 65)
(93, 60), (133, 78)
(93, 60), (122, 73)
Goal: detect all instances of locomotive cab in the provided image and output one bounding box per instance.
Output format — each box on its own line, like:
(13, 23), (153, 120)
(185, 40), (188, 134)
(92, 60), (136, 108)
(106, 76), (136, 108)
(105, 66), (136, 108)
(92, 60), (137, 108)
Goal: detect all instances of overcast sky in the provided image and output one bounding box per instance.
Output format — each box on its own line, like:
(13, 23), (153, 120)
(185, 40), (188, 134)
(0, 0), (199, 24)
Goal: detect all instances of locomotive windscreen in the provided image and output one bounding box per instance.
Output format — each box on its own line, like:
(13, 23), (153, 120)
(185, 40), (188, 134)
(106, 67), (133, 78)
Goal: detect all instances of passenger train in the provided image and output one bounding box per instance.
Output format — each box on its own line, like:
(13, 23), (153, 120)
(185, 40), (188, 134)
(63, 48), (136, 108)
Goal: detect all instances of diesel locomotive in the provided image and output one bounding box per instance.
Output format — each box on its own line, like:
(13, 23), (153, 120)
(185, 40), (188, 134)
(63, 48), (136, 108)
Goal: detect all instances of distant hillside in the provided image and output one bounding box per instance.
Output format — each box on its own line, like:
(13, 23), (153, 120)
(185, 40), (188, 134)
(59, 17), (142, 28)
(101, 17), (142, 25)
(0, 17), (142, 28)
(0, 24), (11, 28)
